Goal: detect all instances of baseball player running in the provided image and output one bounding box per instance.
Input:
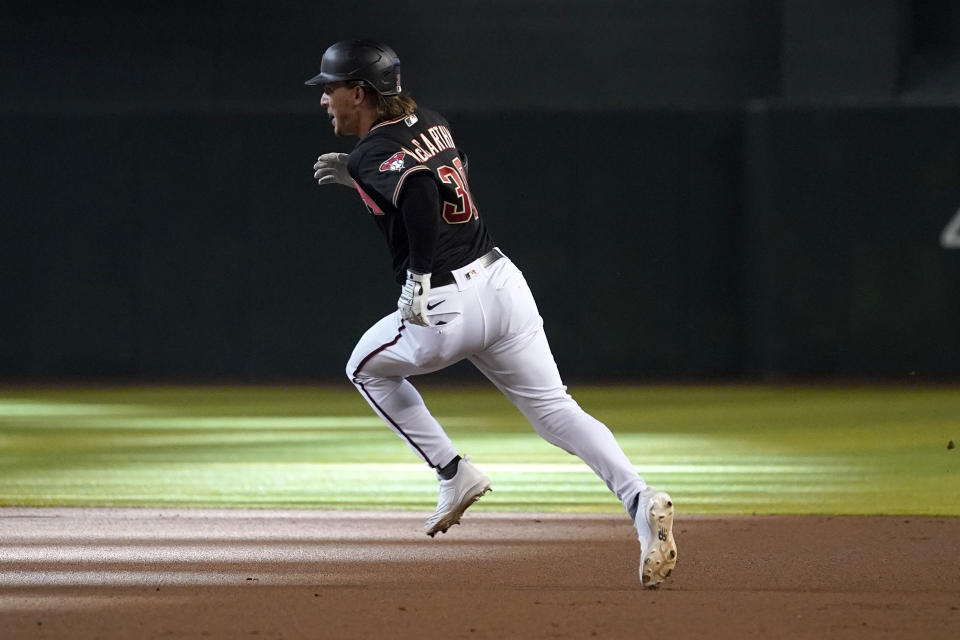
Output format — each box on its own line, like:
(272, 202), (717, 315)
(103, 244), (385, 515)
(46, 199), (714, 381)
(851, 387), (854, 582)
(307, 39), (677, 587)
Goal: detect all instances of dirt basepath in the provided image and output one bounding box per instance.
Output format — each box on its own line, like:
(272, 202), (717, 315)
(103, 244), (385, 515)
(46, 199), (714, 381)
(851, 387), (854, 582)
(0, 508), (957, 639)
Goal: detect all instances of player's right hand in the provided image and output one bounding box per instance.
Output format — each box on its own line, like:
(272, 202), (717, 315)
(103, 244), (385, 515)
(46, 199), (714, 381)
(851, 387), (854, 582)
(398, 270), (431, 327)
(313, 153), (355, 188)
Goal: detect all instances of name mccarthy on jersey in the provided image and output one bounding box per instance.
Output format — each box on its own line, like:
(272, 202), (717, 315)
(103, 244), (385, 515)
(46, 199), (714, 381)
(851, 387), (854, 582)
(398, 117), (457, 164)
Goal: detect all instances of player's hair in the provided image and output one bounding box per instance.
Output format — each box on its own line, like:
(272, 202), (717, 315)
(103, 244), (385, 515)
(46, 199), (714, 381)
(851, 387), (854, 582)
(348, 80), (418, 122)
(375, 92), (418, 121)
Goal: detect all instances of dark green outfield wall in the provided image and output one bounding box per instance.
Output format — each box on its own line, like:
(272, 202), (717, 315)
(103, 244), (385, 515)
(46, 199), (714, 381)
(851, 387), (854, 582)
(0, 111), (743, 380)
(5, 0), (960, 380)
(2, 106), (958, 380)
(744, 105), (960, 377)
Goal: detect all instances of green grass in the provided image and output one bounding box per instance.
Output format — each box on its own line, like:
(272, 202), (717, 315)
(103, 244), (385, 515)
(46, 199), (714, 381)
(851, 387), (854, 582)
(0, 385), (957, 515)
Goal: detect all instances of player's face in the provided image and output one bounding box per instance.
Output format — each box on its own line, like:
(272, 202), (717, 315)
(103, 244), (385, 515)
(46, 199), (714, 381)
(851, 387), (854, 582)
(320, 83), (361, 136)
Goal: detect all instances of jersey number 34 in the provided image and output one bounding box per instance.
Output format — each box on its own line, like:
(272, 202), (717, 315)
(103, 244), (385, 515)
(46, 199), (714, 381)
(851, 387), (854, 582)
(438, 157), (478, 224)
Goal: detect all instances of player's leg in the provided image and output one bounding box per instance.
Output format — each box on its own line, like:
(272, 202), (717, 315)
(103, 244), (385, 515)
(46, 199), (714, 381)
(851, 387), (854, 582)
(468, 260), (648, 517)
(468, 258), (677, 586)
(346, 300), (491, 536)
(346, 312), (459, 469)
(470, 332), (651, 517)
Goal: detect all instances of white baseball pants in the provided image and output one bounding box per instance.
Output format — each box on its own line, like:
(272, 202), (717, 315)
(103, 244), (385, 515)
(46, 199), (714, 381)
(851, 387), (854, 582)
(346, 250), (649, 519)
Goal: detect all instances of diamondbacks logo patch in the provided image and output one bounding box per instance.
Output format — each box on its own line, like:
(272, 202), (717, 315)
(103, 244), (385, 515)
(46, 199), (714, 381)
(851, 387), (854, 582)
(379, 151), (406, 172)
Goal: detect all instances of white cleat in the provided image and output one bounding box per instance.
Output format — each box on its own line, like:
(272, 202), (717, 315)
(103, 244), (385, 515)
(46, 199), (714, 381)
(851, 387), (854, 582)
(424, 455), (491, 538)
(636, 490), (677, 588)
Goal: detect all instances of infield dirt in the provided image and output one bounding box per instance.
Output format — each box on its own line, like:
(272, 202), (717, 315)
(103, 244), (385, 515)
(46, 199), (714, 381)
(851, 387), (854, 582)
(0, 508), (957, 639)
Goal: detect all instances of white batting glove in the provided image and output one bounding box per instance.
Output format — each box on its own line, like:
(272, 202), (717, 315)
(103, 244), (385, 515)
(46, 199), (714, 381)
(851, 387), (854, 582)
(398, 270), (431, 327)
(313, 153), (355, 188)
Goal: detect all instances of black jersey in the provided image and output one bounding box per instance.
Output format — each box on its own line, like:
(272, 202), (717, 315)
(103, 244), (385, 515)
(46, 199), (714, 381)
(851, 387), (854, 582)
(347, 108), (494, 284)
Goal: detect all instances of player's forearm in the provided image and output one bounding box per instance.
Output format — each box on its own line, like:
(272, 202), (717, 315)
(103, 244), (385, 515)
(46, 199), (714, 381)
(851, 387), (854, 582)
(398, 173), (441, 274)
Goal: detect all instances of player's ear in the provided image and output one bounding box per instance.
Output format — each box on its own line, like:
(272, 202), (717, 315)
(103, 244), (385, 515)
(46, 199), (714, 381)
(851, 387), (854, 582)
(351, 84), (369, 106)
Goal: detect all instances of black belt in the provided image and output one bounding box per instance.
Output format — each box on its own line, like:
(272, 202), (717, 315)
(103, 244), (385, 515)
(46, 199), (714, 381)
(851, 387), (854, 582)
(431, 248), (504, 287)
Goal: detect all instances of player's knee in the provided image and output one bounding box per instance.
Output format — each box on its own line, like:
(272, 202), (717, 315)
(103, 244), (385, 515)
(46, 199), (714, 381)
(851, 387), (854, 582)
(345, 358), (361, 384)
(347, 359), (382, 387)
(527, 398), (589, 436)
(345, 344), (368, 383)
(527, 393), (579, 422)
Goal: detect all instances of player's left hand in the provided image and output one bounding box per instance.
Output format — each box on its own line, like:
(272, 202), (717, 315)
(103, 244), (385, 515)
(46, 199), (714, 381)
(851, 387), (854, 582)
(398, 270), (431, 327)
(313, 153), (355, 188)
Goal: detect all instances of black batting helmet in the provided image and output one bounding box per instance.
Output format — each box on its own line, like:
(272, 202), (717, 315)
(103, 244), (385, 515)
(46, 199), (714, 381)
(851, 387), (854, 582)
(304, 39), (402, 96)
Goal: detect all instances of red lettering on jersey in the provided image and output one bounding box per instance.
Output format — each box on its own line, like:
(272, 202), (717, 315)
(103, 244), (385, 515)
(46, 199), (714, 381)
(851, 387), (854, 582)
(428, 127), (447, 152)
(438, 156), (477, 224)
(409, 140), (431, 162)
(419, 133), (439, 156)
(441, 126), (455, 148)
